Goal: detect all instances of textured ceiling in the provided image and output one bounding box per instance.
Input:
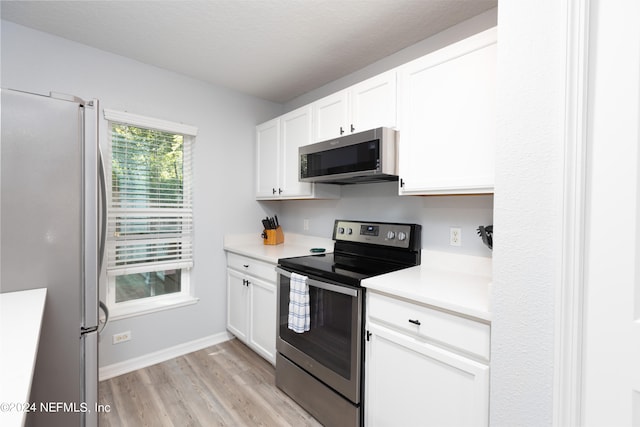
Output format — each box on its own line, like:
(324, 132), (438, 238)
(1, 0), (497, 103)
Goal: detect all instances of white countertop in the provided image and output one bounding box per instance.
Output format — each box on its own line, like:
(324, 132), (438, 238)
(224, 232), (335, 264)
(225, 235), (492, 321)
(362, 250), (492, 322)
(0, 288), (47, 427)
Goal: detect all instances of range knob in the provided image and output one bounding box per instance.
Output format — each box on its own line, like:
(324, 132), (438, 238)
(398, 231), (407, 241)
(386, 231), (396, 240)
(347, 228), (353, 235)
(338, 227), (345, 234)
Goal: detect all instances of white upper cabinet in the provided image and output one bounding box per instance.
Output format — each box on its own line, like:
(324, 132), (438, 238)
(256, 106), (339, 200)
(312, 90), (349, 142)
(255, 118), (280, 198)
(312, 70), (397, 142)
(280, 106), (314, 197)
(256, 28), (497, 198)
(350, 71), (398, 134)
(398, 27), (497, 195)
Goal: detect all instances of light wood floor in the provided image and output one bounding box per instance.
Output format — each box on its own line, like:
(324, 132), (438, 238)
(99, 339), (322, 427)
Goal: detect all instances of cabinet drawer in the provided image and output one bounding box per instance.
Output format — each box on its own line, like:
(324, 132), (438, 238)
(367, 292), (490, 361)
(227, 252), (277, 282)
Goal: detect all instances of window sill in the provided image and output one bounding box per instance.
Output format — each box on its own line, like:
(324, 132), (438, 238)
(102, 294), (199, 322)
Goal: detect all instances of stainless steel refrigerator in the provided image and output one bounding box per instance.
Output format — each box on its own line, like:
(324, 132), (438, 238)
(1, 88), (103, 427)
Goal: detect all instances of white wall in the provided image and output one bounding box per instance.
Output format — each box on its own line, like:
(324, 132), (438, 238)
(1, 20), (283, 366)
(491, 2), (567, 425)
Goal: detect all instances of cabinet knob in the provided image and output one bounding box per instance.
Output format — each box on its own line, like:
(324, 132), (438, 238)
(340, 126), (345, 135)
(272, 188), (276, 194)
(279, 188), (283, 195)
(243, 264), (249, 268)
(350, 124), (355, 133)
(408, 319), (421, 326)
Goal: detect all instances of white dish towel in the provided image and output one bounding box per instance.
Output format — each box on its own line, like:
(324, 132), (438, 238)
(288, 272), (310, 333)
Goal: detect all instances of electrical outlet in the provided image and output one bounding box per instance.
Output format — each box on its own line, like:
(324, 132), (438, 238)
(450, 227), (462, 246)
(303, 219), (309, 231)
(112, 331), (131, 345)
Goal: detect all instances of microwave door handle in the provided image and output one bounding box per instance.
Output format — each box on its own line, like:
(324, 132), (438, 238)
(275, 267), (359, 297)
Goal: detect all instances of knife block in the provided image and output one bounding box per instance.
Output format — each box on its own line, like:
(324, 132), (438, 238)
(263, 226), (284, 245)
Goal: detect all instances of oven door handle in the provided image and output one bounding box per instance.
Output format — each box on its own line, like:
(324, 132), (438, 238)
(275, 267), (359, 297)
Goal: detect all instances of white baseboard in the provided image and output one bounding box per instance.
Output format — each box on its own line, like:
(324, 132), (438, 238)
(99, 331), (233, 381)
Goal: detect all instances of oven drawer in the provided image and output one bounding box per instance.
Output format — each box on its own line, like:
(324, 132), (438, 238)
(227, 252), (277, 282)
(367, 292), (490, 361)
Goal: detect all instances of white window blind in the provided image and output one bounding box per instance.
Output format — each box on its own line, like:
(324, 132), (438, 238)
(104, 109), (196, 277)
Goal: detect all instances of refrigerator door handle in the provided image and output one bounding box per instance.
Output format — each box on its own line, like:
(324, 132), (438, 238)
(83, 99), (100, 330)
(98, 140), (107, 274)
(98, 300), (109, 334)
(97, 110), (110, 334)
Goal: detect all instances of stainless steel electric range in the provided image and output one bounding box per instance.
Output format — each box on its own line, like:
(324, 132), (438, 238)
(275, 220), (422, 427)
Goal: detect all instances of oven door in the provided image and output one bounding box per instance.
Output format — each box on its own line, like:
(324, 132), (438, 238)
(275, 267), (363, 404)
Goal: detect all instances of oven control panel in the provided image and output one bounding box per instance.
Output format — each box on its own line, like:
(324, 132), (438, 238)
(333, 220), (420, 249)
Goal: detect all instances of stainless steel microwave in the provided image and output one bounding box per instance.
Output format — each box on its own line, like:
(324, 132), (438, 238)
(299, 127), (398, 185)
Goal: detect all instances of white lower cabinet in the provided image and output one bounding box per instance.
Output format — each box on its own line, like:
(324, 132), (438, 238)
(227, 269), (249, 341)
(365, 292), (490, 427)
(248, 276), (276, 362)
(226, 252), (276, 364)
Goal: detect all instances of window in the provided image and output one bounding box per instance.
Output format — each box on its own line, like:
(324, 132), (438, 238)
(104, 109), (197, 318)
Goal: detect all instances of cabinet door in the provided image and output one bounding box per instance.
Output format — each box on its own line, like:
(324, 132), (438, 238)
(255, 118), (280, 198)
(398, 28), (497, 195)
(280, 105), (313, 198)
(350, 70), (397, 133)
(312, 90), (349, 141)
(249, 276), (277, 364)
(226, 269), (249, 341)
(366, 324), (489, 427)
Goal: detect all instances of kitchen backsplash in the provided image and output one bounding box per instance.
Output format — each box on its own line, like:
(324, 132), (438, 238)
(270, 181), (493, 257)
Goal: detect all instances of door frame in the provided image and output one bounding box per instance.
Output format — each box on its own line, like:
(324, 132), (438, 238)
(553, 0), (590, 425)
(555, 0), (640, 425)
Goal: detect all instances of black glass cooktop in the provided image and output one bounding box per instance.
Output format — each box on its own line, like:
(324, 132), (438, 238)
(278, 252), (412, 287)
(278, 220), (422, 286)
